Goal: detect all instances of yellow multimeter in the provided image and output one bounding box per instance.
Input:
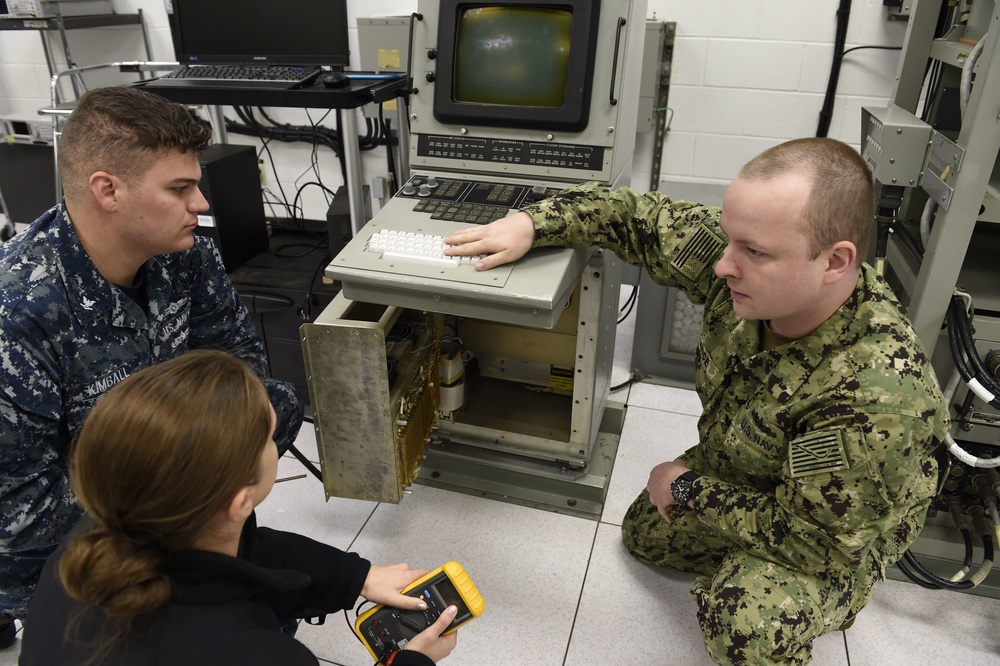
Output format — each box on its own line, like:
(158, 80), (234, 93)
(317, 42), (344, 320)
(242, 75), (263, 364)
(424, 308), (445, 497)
(354, 561), (485, 664)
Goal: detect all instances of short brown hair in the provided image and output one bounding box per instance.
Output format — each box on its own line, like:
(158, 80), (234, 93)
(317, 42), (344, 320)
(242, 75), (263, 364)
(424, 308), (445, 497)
(739, 137), (874, 263)
(57, 86), (212, 201)
(59, 350), (271, 618)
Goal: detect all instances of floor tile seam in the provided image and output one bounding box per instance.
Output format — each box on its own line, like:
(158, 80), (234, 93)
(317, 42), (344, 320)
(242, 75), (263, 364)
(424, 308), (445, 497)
(560, 524), (602, 666)
(624, 402), (702, 418)
(345, 502), (381, 552)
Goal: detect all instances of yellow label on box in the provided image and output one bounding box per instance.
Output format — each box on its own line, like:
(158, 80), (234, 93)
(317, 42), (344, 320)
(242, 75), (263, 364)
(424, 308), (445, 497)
(378, 49), (402, 69)
(550, 366), (574, 391)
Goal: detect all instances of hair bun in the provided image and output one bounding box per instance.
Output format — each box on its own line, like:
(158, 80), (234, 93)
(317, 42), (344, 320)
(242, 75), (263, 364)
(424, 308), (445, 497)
(59, 527), (172, 616)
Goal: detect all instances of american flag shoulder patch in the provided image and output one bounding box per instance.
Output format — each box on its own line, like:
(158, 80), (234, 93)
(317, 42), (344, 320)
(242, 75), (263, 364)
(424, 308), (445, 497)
(670, 224), (725, 281)
(788, 429), (850, 478)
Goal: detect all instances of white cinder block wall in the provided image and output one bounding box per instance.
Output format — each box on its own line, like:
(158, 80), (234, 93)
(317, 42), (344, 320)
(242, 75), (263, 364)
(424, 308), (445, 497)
(648, 0), (908, 190)
(0, 0), (906, 219)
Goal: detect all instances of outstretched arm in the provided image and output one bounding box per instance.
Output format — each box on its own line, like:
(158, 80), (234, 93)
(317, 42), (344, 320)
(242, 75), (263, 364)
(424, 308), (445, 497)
(445, 182), (727, 307)
(442, 211), (535, 271)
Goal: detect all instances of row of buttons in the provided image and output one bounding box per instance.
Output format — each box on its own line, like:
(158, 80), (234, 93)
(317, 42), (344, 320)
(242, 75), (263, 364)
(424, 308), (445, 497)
(411, 200), (509, 225)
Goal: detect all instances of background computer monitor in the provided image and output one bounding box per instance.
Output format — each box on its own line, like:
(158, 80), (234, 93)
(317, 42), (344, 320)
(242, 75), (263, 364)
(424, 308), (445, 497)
(167, 0), (350, 68)
(432, 0), (600, 132)
(408, 0), (646, 186)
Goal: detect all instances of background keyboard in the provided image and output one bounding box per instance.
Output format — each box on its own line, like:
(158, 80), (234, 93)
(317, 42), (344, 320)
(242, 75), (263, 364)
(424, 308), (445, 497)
(161, 65), (321, 88)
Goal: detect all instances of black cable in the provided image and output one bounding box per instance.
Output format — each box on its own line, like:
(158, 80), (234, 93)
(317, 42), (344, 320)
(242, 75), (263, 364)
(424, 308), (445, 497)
(610, 377), (637, 392)
(959, 527), (975, 573)
(379, 103), (399, 196)
(873, 185), (904, 267)
(950, 296), (1000, 402)
(303, 108), (340, 211)
(261, 190), (302, 221)
(894, 557), (945, 589)
(617, 285), (638, 324)
(304, 251), (332, 320)
(888, 221), (925, 261)
(957, 384), (978, 419)
(229, 106), (297, 219)
(292, 181), (339, 231)
(274, 239), (328, 260)
(359, 115), (383, 151)
(901, 549), (975, 590)
(333, 109), (349, 180)
(953, 298), (995, 389)
(817, 0), (852, 137)
(947, 298), (976, 384)
(227, 105), (347, 185)
(841, 45), (902, 56)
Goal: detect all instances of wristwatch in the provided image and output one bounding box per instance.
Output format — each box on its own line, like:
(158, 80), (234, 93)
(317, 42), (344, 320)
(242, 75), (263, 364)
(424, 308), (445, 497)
(670, 470), (701, 505)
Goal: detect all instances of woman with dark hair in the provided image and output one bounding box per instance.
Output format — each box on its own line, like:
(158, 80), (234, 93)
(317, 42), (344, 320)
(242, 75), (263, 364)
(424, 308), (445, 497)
(19, 349), (457, 665)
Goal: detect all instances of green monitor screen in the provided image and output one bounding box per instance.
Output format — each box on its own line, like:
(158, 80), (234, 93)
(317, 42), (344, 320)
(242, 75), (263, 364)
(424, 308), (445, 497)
(432, 0), (601, 132)
(453, 7), (572, 108)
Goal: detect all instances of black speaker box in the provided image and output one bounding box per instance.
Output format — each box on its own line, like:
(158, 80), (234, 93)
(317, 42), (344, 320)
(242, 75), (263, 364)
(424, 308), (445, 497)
(0, 143), (57, 226)
(229, 233), (340, 403)
(196, 144), (268, 271)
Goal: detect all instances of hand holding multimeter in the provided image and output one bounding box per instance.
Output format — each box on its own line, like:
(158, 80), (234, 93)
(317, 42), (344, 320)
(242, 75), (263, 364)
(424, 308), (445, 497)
(355, 561), (485, 664)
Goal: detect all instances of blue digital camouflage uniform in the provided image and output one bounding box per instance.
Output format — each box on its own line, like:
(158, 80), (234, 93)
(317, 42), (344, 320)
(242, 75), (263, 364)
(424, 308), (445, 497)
(521, 182), (948, 665)
(0, 203), (303, 619)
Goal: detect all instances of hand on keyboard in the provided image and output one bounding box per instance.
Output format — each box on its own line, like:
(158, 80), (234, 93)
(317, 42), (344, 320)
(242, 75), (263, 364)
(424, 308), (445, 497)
(443, 211), (535, 271)
(367, 230), (484, 268)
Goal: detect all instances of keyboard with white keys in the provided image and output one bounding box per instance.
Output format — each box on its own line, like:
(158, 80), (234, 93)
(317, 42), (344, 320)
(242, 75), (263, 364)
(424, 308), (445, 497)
(326, 174), (593, 327)
(365, 229), (483, 268)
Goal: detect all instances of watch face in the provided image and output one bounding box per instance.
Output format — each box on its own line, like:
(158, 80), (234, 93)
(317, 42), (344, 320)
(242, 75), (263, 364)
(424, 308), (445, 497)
(671, 478), (692, 504)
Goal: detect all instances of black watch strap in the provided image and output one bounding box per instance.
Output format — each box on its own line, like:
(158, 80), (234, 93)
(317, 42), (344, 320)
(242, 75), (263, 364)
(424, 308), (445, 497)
(671, 470), (701, 505)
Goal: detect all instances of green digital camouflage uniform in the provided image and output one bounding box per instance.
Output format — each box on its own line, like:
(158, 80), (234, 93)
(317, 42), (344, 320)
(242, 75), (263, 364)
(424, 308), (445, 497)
(521, 182), (948, 665)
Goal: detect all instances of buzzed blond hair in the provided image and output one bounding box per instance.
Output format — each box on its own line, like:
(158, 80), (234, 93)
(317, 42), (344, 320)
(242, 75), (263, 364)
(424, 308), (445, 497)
(739, 137), (874, 264)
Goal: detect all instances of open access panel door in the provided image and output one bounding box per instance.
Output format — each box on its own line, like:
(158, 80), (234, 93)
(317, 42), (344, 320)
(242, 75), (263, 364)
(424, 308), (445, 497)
(301, 251), (622, 515)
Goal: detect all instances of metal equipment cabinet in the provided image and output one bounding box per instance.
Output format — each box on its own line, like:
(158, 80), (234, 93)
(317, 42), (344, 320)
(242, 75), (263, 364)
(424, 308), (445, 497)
(879, 0), (1000, 348)
(871, 0), (1000, 598)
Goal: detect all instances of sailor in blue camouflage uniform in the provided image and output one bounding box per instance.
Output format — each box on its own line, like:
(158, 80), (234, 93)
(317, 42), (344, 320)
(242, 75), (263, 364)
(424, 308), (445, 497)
(0, 87), (303, 638)
(443, 138), (949, 665)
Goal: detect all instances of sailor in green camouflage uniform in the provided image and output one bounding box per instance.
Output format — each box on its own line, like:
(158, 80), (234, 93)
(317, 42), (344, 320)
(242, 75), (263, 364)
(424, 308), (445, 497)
(444, 138), (948, 665)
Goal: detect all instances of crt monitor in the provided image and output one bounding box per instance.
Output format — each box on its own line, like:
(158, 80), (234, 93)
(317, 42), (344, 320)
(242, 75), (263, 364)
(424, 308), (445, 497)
(408, 0), (646, 186)
(166, 0), (350, 68)
(432, 0), (600, 132)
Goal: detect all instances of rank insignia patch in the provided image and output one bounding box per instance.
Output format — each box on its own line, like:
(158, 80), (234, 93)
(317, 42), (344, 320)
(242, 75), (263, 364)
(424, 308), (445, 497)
(789, 429), (850, 478)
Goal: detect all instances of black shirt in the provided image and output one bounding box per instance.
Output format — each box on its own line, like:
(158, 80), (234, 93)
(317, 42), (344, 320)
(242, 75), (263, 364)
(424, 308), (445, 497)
(20, 515), (435, 666)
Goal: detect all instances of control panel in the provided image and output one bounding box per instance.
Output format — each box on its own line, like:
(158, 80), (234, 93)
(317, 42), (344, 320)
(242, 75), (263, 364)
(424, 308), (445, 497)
(396, 174), (564, 224)
(416, 134), (605, 172)
(325, 172), (591, 328)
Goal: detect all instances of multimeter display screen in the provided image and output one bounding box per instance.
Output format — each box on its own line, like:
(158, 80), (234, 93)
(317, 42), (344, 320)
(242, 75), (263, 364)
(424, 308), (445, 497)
(434, 577), (472, 625)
